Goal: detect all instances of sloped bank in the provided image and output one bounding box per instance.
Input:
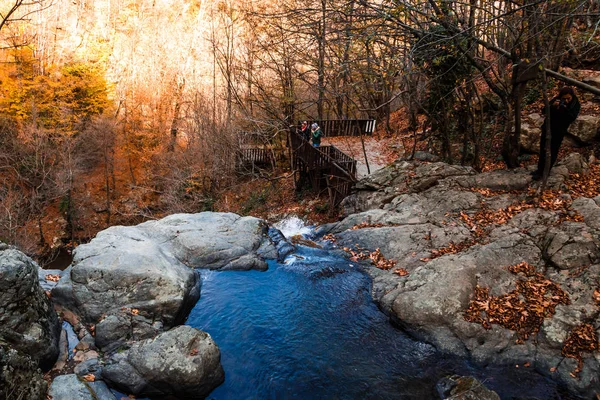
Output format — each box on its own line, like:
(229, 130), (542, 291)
(318, 154), (600, 398)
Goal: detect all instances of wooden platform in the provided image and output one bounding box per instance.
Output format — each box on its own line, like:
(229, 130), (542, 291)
(299, 119), (376, 137)
(288, 128), (357, 213)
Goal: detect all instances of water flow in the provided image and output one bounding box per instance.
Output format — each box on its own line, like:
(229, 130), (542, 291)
(273, 215), (313, 238)
(187, 243), (565, 399)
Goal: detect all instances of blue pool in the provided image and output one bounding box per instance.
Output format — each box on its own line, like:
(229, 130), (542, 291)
(186, 242), (570, 399)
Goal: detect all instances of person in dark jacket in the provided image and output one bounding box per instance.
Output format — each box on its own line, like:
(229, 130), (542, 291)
(532, 86), (580, 180)
(311, 123), (322, 147)
(299, 121), (310, 141)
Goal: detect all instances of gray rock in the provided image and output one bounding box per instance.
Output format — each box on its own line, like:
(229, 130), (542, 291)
(38, 268), (64, 291)
(336, 155), (600, 396)
(455, 169), (533, 191)
(0, 345), (47, 400)
(317, 208), (426, 236)
(0, 246), (60, 369)
(569, 115), (600, 144)
(436, 375), (500, 400)
(412, 151), (440, 162)
(102, 325), (224, 399)
(543, 222), (600, 270)
(52, 227), (200, 328)
(519, 122), (541, 153)
(49, 374), (116, 400)
(528, 112), (544, 128)
(74, 358), (102, 380)
(140, 213), (276, 271)
(95, 312), (164, 352)
(559, 152), (589, 175)
(572, 197), (600, 230)
(354, 160), (415, 191)
(508, 208), (558, 241)
(385, 234), (540, 356)
(336, 223), (471, 270)
(52, 212), (285, 352)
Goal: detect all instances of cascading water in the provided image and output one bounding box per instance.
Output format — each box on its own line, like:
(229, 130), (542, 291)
(186, 217), (569, 399)
(273, 215), (314, 238)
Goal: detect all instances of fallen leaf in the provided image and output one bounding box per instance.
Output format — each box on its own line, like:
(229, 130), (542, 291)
(82, 374), (95, 382)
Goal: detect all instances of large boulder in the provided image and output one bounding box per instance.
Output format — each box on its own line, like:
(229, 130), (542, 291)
(0, 243), (60, 369)
(51, 227), (200, 349)
(138, 213), (281, 271)
(330, 156), (600, 396)
(102, 325), (224, 399)
(52, 212), (285, 351)
(0, 345), (47, 400)
(569, 115), (600, 144)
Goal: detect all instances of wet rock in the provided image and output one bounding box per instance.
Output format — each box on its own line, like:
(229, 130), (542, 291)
(0, 345), (47, 400)
(0, 245), (60, 369)
(310, 266), (348, 280)
(268, 227), (295, 260)
(436, 375), (500, 400)
(48, 374), (116, 400)
(74, 358), (103, 381)
(102, 326), (224, 399)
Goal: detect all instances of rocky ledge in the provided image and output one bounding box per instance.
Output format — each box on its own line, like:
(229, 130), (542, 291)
(52, 212), (292, 352)
(318, 153), (600, 398)
(2, 212), (292, 399)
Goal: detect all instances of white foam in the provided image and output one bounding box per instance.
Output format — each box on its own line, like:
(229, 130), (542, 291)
(273, 216), (312, 238)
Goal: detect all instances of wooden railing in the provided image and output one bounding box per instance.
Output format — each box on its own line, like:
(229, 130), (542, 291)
(298, 119), (376, 137)
(289, 128), (357, 212)
(237, 147), (273, 170)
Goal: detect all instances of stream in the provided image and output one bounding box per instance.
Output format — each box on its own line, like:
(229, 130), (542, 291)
(186, 217), (572, 399)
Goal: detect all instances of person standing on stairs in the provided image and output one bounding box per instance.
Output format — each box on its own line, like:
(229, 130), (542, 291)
(311, 123), (322, 148)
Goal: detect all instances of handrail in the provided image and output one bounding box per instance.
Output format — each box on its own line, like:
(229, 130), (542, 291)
(289, 129), (357, 183)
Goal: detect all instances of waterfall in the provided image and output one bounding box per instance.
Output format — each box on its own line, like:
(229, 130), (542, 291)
(273, 216), (312, 238)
